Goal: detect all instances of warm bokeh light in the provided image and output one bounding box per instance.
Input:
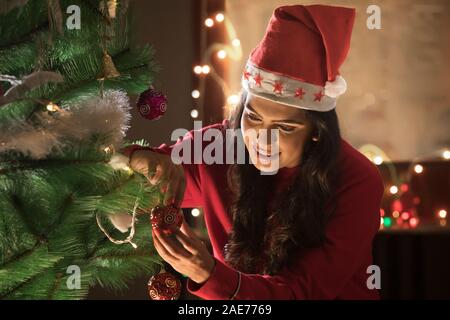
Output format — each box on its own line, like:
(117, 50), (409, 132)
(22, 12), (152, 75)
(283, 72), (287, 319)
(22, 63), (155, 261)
(414, 164), (423, 174)
(193, 65), (202, 74)
(400, 183), (409, 193)
(191, 208), (201, 217)
(217, 50), (227, 59)
(46, 102), (58, 112)
(409, 217), (419, 228)
(205, 18), (214, 27)
(443, 150), (450, 160)
(392, 211), (400, 218)
(227, 94), (239, 105)
(201, 65), (210, 74)
(438, 209), (447, 219)
(215, 13), (224, 22)
(373, 156), (383, 165)
(389, 185), (398, 194)
(383, 217), (392, 228)
(232, 38), (241, 47)
(191, 90), (200, 99)
(401, 212), (410, 220)
(190, 109), (199, 119)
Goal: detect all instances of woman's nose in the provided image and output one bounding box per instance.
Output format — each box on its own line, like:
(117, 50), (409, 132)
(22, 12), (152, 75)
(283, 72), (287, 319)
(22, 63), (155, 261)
(256, 127), (279, 148)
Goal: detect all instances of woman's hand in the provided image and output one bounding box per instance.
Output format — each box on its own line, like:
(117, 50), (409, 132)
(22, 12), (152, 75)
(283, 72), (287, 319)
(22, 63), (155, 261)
(152, 220), (216, 284)
(129, 149), (186, 206)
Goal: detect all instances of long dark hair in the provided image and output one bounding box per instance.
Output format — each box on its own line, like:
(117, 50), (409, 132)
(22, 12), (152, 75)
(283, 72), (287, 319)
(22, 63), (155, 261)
(224, 91), (342, 275)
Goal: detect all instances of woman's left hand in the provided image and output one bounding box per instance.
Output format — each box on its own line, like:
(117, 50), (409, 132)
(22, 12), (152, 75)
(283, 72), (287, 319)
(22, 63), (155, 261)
(152, 220), (216, 284)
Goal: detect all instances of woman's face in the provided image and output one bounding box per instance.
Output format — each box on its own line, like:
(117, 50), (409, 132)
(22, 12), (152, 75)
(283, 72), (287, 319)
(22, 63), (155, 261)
(240, 93), (314, 172)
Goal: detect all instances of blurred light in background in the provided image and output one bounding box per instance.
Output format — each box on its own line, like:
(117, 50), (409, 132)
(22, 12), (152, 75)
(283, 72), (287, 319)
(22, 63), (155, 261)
(191, 90), (200, 99)
(191, 208), (201, 217)
(190, 109), (199, 119)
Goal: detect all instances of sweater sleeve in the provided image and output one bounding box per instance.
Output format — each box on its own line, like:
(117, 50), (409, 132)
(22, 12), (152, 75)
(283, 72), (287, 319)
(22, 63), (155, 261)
(187, 167), (385, 300)
(119, 135), (203, 209)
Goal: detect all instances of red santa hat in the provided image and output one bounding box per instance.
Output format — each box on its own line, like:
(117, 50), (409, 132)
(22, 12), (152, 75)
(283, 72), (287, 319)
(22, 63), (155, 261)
(241, 4), (356, 112)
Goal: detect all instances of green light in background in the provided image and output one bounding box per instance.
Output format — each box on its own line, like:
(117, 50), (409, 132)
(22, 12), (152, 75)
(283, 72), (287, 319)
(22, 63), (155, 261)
(383, 217), (393, 228)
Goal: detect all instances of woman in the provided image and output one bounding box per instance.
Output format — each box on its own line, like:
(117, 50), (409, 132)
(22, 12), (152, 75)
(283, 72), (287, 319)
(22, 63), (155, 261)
(123, 4), (384, 299)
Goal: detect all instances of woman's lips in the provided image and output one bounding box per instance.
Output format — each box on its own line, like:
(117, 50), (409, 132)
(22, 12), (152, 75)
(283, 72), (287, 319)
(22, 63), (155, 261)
(251, 143), (280, 165)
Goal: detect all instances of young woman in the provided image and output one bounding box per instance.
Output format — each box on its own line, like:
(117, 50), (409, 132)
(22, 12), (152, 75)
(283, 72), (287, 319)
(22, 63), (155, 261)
(123, 4), (384, 299)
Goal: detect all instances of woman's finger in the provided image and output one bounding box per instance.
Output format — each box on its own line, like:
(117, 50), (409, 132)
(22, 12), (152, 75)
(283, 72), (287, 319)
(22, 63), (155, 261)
(143, 158), (157, 181)
(154, 229), (191, 259)
(163, 172), (179, 206)
(148, 163), (163, 185)
(180, 220), (198, 239)
(174, 229), (198, 255)
(158, 164), (173, 193)
(152, 230), (178, 262)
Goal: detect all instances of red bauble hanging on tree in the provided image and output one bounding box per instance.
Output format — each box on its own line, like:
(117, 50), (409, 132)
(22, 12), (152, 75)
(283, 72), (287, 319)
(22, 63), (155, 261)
(150, 205), (183, 235)
(148, 271), (182, 300)
(136, 87), (167, 120)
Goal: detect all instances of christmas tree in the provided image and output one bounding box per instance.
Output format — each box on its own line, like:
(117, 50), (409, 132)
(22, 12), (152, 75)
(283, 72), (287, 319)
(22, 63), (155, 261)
(0, 0), (164, 299)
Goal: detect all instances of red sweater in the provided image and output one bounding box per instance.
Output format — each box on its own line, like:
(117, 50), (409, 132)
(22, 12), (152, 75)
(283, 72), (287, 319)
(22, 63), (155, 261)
(122, 120), (384, 300)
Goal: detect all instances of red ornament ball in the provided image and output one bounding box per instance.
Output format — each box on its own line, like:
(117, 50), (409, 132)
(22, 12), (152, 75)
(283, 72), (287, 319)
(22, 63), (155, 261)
(136, 87), (168, 120)
(150, 205), (183, 235)
(148, 272), (181, 300)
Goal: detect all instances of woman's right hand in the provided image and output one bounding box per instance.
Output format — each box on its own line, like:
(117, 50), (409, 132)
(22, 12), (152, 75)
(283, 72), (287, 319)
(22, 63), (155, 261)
(129, 149), (186, 207)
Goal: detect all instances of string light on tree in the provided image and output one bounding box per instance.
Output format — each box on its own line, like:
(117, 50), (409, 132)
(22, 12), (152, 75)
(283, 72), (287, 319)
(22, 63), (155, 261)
(46, 102), (60, 112)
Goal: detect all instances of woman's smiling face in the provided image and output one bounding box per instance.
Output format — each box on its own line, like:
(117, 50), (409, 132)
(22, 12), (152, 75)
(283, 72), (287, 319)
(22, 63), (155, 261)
(240, 93), (314, 172)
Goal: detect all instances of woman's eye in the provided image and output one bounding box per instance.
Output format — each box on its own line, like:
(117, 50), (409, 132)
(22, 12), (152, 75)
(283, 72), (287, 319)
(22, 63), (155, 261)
(245, 112), (261, 122)
(278, 125), (295, 133)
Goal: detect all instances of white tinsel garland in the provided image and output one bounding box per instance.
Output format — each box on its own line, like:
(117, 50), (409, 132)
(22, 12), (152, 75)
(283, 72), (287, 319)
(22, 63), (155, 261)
(0, 89), (131, 159)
